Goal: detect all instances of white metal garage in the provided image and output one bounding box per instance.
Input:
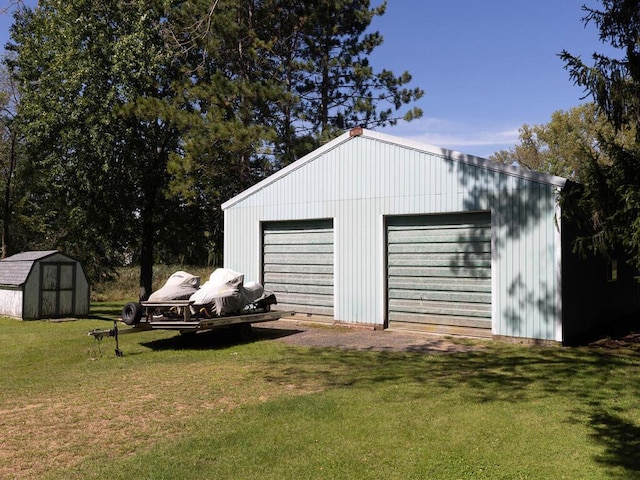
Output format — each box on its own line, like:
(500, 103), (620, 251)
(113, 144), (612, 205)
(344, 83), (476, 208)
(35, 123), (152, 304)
(222, 128), (640, 343)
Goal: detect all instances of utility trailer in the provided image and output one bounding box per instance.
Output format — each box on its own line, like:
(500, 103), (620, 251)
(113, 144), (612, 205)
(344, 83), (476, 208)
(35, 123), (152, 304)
(88, 298), (295, 356)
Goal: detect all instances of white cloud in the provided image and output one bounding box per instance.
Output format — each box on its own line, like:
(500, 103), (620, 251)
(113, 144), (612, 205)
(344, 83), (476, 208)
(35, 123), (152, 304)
(380, 117), (522, 158)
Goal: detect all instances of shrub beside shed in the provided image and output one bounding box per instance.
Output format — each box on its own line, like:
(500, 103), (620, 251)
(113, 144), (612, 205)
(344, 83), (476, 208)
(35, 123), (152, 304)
(0, 250), (90, 320)
(222, 128), (640, 344)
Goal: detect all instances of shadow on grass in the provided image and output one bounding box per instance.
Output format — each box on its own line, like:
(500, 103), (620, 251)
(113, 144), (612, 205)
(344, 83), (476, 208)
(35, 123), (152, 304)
(89, 302), (125, 322)
(139, 325), (304, 351)
(255, 337), (640, 478)
(589, 409), (640, 476)
(110, 317), (640, 478)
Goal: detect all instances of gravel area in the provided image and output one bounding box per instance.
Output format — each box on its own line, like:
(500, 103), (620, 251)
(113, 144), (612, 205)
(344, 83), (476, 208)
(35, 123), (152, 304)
(253, 318), (486, 354)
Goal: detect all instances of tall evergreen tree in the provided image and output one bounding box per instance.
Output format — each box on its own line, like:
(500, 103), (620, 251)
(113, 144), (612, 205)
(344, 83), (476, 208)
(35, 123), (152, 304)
(559, 0), (640, 266)
(168, 0), (423, 167)
(265, 0), (424, 165)
(160, 0), (283, 266)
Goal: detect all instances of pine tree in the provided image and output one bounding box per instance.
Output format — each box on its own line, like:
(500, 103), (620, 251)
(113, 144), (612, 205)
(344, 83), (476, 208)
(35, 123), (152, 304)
(559, 0), (640, 266)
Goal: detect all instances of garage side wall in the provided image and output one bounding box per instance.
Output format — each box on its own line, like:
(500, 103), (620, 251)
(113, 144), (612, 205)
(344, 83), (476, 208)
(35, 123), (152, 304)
(224, 136), (562, 340)
(561, 211), (640, 341)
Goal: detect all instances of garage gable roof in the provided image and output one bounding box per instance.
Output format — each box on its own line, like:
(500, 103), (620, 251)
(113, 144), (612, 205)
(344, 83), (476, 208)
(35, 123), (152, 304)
(222, 128), (568, 210)
(0, 250), (60, 286)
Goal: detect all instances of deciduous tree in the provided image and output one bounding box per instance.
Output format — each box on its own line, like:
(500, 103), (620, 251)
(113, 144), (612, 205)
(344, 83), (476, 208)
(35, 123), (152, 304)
(490, 103), (632, 181)
(7, 1), (178, 294)
(6, 0), (424, 291)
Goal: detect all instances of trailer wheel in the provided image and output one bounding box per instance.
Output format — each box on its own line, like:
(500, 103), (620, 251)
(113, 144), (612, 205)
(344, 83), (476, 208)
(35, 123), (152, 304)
(122, 302), (143, 325)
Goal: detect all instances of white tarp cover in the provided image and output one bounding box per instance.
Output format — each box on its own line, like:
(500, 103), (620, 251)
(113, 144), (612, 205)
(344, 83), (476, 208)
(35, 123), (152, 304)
(243, 281), (264, 303)
(148, 268), (266, 315)
(189, 268), (242, 305)
(148, 271), (201, 301)
(189, 268), (265, 315)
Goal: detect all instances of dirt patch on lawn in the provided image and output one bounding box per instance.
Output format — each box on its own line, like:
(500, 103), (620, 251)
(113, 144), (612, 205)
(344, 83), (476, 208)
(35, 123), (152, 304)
(585, 331), (640, 354)
(253, 319), (486, 354)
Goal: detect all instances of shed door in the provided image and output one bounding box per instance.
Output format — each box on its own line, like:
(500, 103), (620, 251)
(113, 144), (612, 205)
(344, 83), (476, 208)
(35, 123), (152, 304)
(387, 212), (492, 336)
(263, 220), (334, 317)
(40, 262), (75, 317)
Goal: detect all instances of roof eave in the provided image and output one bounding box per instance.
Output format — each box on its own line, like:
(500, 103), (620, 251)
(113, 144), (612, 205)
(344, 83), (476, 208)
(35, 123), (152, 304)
(222, 128), (568, 210)
(362, 129), (568, 188)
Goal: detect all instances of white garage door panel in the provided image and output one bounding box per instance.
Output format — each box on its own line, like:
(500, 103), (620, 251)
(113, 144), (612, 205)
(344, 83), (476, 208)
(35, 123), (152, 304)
(263, 220), (334, 317)
(387, 213), (492, 334)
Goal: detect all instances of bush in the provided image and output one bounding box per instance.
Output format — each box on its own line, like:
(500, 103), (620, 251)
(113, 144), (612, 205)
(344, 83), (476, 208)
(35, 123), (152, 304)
(92, 265), (216, 302)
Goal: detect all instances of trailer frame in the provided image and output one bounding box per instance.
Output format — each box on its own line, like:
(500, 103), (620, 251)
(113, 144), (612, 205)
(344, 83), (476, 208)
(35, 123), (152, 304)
(88, 308), (295, 356)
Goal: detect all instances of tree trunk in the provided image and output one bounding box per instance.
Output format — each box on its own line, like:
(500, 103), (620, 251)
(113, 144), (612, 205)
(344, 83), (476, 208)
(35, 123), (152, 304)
(138, 157), (161, 301)
(1, 131), (17, 259)
(139, 205), (154, 301)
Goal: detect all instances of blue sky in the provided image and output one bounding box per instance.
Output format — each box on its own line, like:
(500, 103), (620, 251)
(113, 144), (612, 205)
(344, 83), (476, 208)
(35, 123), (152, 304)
(370, 0), (614, 157)
(0, 0), (616, 158)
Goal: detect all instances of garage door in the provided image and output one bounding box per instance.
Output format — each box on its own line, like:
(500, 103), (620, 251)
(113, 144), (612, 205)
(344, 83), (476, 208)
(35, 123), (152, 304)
(387, 212), (492, 336)
(263, 220), (334, 317)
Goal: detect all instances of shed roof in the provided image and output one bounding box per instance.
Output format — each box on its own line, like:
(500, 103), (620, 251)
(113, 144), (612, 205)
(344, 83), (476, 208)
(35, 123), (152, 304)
(222, 128), (568, 210)
(0, 250), (60, 286)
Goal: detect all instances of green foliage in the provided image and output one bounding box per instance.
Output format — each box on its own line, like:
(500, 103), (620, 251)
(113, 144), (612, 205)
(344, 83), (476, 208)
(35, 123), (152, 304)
(559, 1), (640, 267)
(7, 0), (175, 284)
(5, 0), (423, 282)
(490, 103), (633, 181)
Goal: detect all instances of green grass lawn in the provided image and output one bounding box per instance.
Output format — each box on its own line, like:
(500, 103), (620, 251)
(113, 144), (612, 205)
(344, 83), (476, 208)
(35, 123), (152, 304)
(1, 309), (640, 479)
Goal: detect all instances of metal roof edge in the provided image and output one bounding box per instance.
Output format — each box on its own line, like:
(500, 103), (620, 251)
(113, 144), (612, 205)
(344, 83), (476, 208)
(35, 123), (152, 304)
(222, 130), (353, 210)
(361, 129), (568, 188)
(222, 128), (568, 210)
(221, 132), (351, 210)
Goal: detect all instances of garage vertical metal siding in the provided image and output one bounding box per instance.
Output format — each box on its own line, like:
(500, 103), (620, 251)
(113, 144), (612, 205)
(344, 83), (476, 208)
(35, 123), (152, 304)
(223, 132), (563, 340)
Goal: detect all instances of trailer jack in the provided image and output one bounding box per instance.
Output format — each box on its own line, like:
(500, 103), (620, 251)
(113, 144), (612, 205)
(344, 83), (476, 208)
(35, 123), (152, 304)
(88, 321), (124, 357)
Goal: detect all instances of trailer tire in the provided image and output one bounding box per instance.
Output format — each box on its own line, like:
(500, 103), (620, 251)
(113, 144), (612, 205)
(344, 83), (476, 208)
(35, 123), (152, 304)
(122, 302), (143, 325)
